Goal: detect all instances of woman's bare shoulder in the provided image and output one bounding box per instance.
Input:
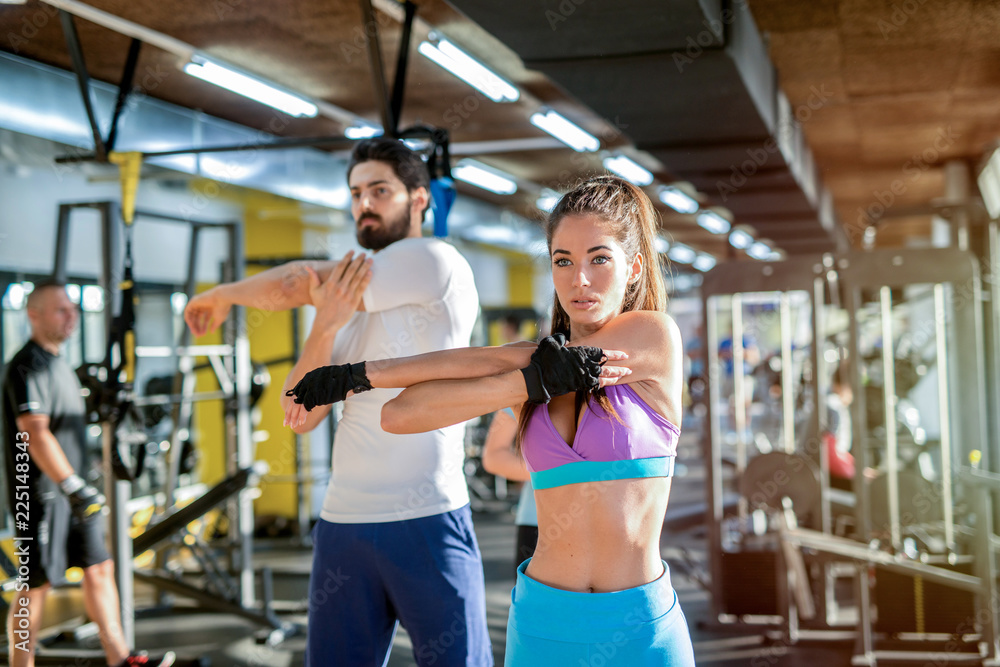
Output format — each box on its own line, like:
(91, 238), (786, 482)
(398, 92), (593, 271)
(591, 310), (681, 351)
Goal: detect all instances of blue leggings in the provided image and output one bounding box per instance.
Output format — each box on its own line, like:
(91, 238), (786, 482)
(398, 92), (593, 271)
(505, 559), (695, 666)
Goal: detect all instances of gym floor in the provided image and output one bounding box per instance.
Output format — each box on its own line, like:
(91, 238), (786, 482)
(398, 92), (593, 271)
(28, 430), (864, 666)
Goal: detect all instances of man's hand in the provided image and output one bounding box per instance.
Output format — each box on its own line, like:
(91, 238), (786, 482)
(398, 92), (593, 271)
(184, 287), (232, 337)
(307, 251), (373, 332)
(60, 474), (106, 521)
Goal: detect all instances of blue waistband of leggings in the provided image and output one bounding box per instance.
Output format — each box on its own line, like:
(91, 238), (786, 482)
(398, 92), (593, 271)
(509, 558), (679, 642)
(529, 456), (675, 490)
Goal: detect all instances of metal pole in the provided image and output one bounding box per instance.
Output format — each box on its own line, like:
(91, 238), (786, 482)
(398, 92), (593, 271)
(388, 1), (417, 136)
(933, 284), (955, 551)
(228, 221), (256, 608)
(780, 292), (794, 453)
(732, 295), (748, 521)
(973, 484), (1000, 661)
(879, 286), (902, 551)
(813, 278), (831, 536)
(99, 203), (134, 647)
(53, 204), (73, 284)
(292, 307), (310, 544)
(164, 224), (201, 511)
(105, 38), (142, 152)
(359, 0), (395, 134)
(847, 285), (871, 540)
(58, 10), (108, 162)
(944, 160), (971, 251)
(704, 295), (724, 619)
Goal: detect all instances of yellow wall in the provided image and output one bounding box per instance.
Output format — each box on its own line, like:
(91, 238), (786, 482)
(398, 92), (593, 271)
(507, 257), (535, 308)
(193, 187), (307, 519)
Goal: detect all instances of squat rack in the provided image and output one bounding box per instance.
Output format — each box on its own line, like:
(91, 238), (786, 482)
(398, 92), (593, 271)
(52, 200), (293, 646)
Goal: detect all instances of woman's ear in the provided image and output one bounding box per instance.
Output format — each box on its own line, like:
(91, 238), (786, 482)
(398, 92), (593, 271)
(630, 252), (643, 283)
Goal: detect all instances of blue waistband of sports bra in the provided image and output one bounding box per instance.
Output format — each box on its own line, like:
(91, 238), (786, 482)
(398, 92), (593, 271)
(529, 456), (676, 490)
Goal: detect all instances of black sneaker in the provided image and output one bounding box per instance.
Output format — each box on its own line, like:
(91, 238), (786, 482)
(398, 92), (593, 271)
(118, 651), (177, 667)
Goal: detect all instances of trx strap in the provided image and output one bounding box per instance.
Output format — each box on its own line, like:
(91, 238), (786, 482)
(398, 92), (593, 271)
(103, 151), (145, 480)
(425, 128), (454, 238)
(398, 126), (454, 237)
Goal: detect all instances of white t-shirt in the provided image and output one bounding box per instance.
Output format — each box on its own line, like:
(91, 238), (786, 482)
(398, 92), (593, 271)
(319, 237), (480, 523)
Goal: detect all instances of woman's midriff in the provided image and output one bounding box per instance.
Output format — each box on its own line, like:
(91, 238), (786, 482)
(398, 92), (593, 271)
(524, 476), (672, 593)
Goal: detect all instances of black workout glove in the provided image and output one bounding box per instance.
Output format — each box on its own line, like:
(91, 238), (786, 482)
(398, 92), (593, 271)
(520, 334), (607, 405)
(285, 362), (372, 411)
(59, 474), (106, 521)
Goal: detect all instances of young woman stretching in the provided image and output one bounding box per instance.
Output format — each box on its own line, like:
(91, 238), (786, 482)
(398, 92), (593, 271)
(285, 176), (695, 665)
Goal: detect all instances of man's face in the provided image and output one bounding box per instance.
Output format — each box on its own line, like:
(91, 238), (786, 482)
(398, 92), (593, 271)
(349, 160), (415, 251)
(28, 287), (78, 345)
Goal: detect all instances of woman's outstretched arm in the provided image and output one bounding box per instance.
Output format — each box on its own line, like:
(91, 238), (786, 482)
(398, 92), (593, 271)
(365, 343), (536, 389)
(381, 371), (528, 434)
(284, 339), (631, 430)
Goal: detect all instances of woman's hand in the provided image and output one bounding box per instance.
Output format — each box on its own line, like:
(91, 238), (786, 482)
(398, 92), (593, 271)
(283, 362), (372, 427)
(307, 251), (373, 332)
(520, 334), (630, 403)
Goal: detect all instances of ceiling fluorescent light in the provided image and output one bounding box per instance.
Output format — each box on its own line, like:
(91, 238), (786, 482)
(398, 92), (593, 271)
(693, 253), (717, 272)
(184, 57), (318, 118)
(603, 155), (654, 186)
(453, 160), (518, 195)
(418, 38), (519, 103)
(530, 110), (599, 152)
(659, 186), (699, 214)
(747, 240), (773, 260)
(345, 123), (382, 139)
(978, 147), (1000, 219)
(696, 210), (731, 235)
(654, 236), (670, 254)
(536, 189), (561, 213)
(729, 225), (754, 249)
(667, 243), (696, 264)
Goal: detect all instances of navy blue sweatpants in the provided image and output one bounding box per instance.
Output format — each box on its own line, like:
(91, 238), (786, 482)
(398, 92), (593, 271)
(306, 504), (493, 666)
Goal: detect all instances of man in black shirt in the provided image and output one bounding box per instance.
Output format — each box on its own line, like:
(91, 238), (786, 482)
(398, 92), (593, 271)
(2, 281), (173, 667)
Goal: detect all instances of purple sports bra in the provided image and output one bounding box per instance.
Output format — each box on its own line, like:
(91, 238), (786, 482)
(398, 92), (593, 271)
(522, 383), (680, 490)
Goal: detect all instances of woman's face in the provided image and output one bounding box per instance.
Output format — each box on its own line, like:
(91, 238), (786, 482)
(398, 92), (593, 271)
(550, 213), (641, 338)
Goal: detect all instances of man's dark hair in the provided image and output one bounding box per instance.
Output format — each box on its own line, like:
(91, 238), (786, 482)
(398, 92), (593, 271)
(347, 138), (430, 192)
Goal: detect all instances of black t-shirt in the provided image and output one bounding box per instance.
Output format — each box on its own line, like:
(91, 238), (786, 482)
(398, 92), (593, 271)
(2, 340), (90, 507)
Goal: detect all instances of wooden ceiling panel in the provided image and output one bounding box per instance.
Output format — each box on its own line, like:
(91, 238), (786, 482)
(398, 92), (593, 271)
(837, 0), (972, 50)
(745, 0), (839, 32)
(965, 0), (1000, 46)
(4, 0), (1000, 252)
(858, 122), (971, 165)
(851, 93), (953, 129)
(841, 47), (962, 98)
(954, 49), (1000, 91)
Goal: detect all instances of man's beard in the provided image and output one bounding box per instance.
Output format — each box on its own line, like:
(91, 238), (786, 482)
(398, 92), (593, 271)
(356, 200), (411, 251)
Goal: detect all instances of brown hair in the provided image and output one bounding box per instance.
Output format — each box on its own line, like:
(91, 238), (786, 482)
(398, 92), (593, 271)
(515, 176), (669, 452)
